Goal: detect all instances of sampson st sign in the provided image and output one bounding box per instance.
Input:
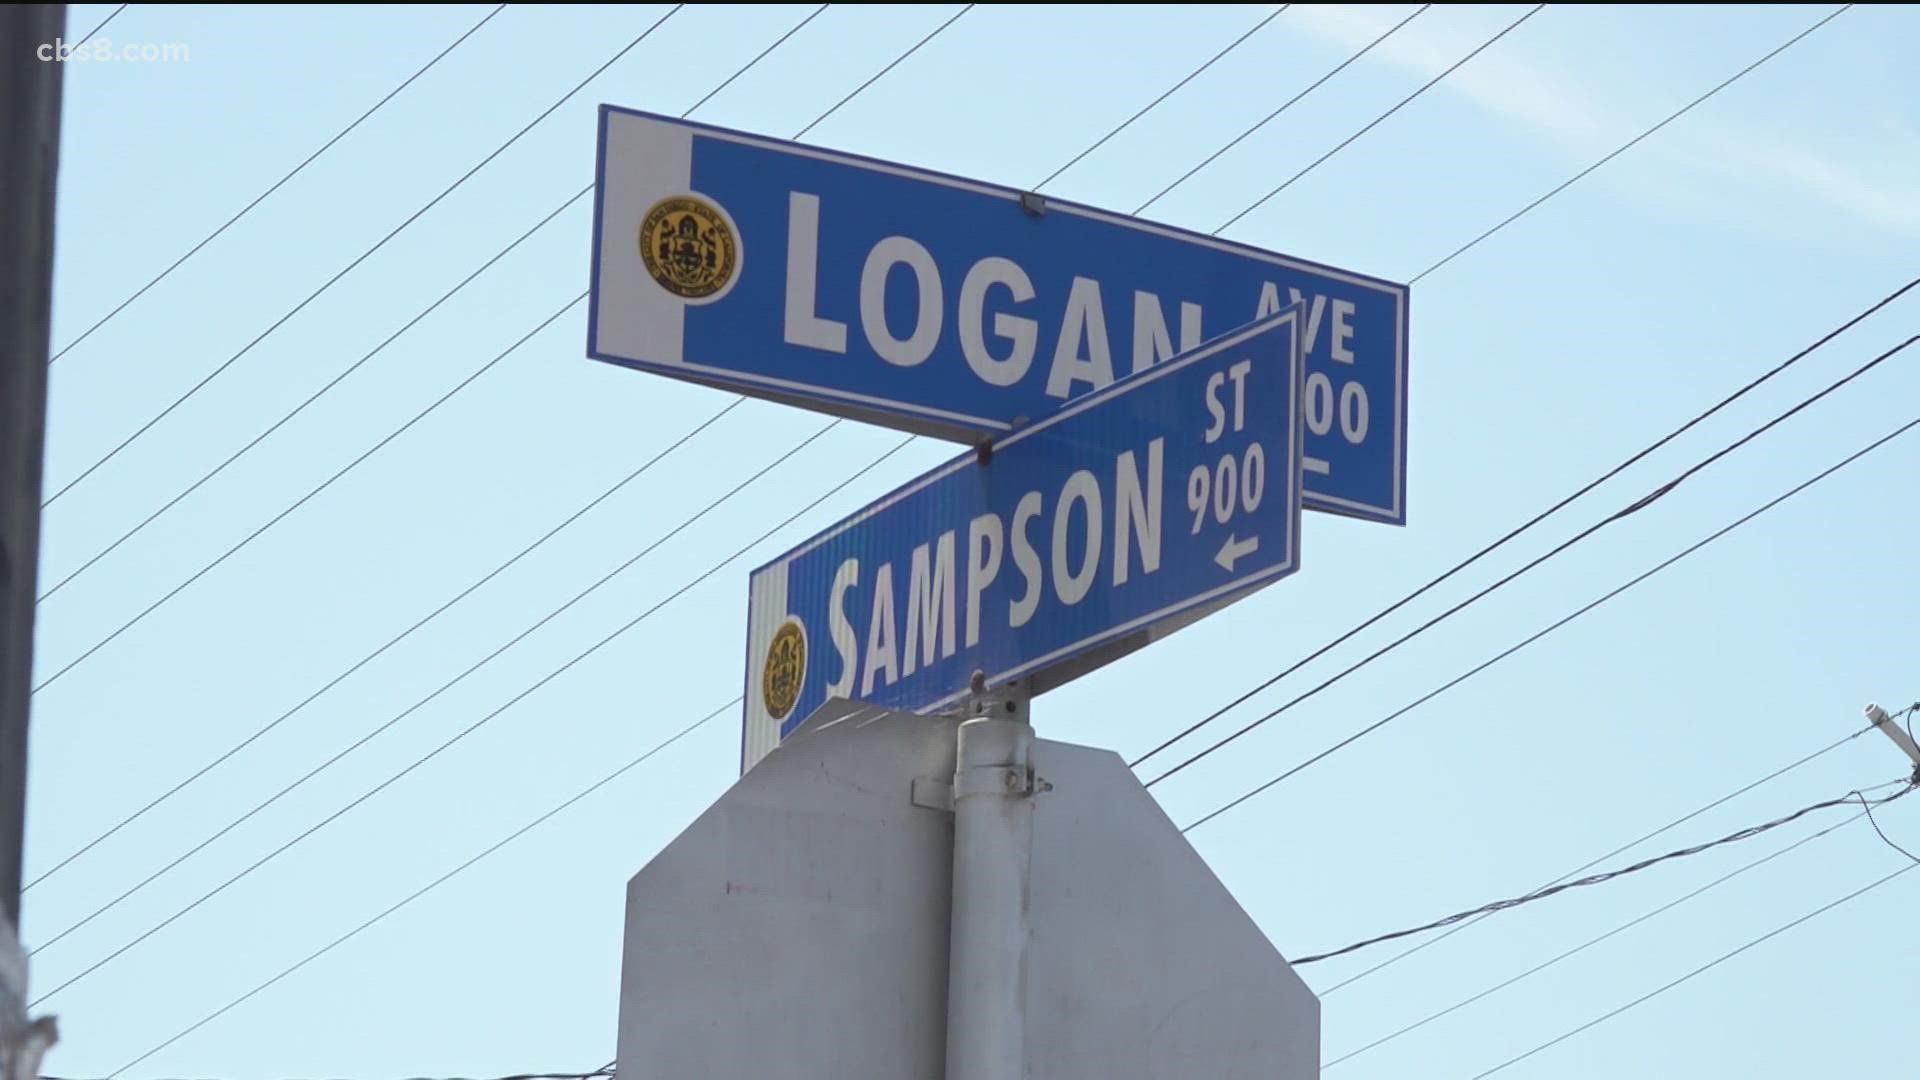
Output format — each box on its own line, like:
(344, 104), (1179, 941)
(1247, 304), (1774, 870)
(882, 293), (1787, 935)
(740, 312), (1303, 770)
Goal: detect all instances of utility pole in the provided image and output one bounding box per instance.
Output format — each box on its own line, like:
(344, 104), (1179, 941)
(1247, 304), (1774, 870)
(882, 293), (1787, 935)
(1, 5), (66, 1079)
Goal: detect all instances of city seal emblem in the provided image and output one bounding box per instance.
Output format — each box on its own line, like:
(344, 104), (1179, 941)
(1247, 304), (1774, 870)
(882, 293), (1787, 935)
(761, 618), (807, 722)
(638, 194), (739, 301)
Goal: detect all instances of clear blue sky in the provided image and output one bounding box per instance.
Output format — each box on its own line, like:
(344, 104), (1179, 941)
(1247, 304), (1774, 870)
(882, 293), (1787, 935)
(24, 3), (1920, 1077)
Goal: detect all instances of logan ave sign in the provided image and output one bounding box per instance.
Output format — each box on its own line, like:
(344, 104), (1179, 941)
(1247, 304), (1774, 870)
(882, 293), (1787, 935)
(589, 106), (1409, 524)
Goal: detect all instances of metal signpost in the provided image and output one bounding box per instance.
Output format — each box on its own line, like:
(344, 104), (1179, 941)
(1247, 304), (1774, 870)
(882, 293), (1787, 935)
(589, 106), (1409, 524)
(740, 312), (1302, 769)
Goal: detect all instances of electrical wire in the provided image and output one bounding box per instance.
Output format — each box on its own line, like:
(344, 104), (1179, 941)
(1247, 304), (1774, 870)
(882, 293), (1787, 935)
(41, 0), (1355, 1001)
(38, 0), (832, 607)
(66, 7), (1896, 1061)
(31, 293), (589, 696)
(24, 397), (743, 891)
(48, 4), (509, 364)
(1325, 789), (1902, 1067)
(1319, 725), (1874, 995)
(71, 0), (1858, 864)
(23, 2), (932, 911)
(1130, 274), (1919, 771)
(63, 0), (1866, 991)
(1412, 3), (1854, 283)
(67, 3), (128, 52)
(1854, 787), (1920, 863)
(67, 6), (1896, 1060)
(28, 0), (1288, 892)
(1290, 784), (1914, 966)
(1133, 4), (1431, 217)
(43, 12), (957, 958)
(1125, 8), (1898, 774)
(109, 702), (733, 1076)
(1112, 10), (1911, 779)
(31, 434), (915, 1007)
(794, 4), (973, 141)
(1470, 860), (1918, 1077)
(1149, 333), (1919, 793)
(1179, 412), (1920, 834)
(28, 399), (748, 887)
(29, 2), (834, 691)
(1036, 4), (1291, 192)
(1214, 3), (1545, 234)
(31, 413), (841, 955)
(40, 5), (685, 508)
(36, 181), (589, 605)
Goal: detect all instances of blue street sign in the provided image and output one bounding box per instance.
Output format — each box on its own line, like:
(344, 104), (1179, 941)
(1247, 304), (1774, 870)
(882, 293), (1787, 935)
(589, 105), (1409, 525)
(741, 311), (1303, 770)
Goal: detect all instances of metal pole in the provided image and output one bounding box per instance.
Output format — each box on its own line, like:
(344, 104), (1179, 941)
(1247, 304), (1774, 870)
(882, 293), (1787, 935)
(944, 681), (1034, 1080)
(2, 7), (66, 1079)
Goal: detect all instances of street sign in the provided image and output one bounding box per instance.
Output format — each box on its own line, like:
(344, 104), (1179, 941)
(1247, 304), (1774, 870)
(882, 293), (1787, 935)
(743, 311), (1302, 766)
(589, 105), (1409, 524)
(621, 701), (1319, 1079)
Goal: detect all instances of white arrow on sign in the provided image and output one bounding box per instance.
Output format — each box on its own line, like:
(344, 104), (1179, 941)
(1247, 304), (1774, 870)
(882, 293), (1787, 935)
(1213, 534), (1260, 572)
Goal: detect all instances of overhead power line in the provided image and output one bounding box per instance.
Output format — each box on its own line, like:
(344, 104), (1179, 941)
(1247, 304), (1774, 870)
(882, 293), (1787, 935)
(1133, 120), (1914, 775)
(69, 3), (128, 51)
(93, 8), (1397, 1045)
(31, 294), (588, 695)
(40, 4), (685, 507)
(41, 4), (1873, 1053)
(109, 699), (734, 1077)
(48, 4), (509, 364)
(1320, 724), (1877, 995)
(1215, 3), (1545, 233)
(1291, 782), (1916, 966)
(1149, 331), (1919, 793)
(1134, 3), (1429, 216)
(36, 182), (589, 605)
(25, 0), (1265, 893)
(1854, 784), (1920, 862)
(30, 1), (835, 691)
(1471, 860), (1918, 1077)
(25, 396), (743, 891)
(33, 20), (961, 968)
(45, 2), (1880, 1052)
(738, 7), (1874, 798)
(60, 0), (1850, 1014)
(1413, 2), (1854, 282)
(1038, 4), (1292, 192)
(31, 433), (914, 1006)
(31, 405), (822, 952)
(1326, 785), (1906, 1067)
(1180, 412), (1920, 834)
(794, 4), (974, 141)
(24, 3), (943, 920)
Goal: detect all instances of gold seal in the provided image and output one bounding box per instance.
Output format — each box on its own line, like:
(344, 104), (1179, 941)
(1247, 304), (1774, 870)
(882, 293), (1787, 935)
(762, 618), (807, 722)
(638, 195), (738, 300)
